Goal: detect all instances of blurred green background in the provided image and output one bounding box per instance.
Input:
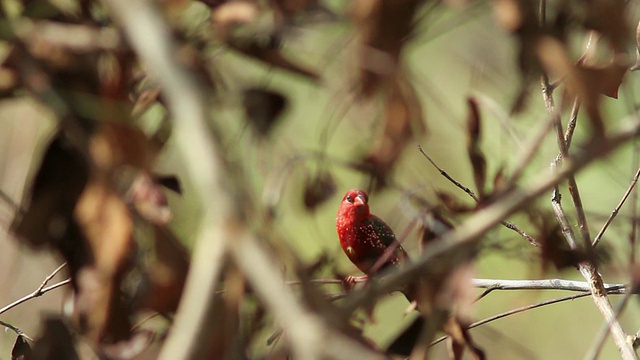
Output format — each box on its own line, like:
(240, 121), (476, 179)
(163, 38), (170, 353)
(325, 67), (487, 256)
(2, 1), (640, 359)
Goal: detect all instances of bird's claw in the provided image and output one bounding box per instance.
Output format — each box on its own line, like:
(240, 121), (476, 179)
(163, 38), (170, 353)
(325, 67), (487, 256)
(343, 275), (369, 290)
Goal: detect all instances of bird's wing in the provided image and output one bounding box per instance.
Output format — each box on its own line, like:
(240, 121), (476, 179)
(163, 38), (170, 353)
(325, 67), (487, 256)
(370, 215), (410, 261)
(370, 215), (398, 247)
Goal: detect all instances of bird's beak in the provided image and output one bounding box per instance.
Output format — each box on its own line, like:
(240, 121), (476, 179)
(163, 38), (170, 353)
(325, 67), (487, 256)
(354, 194), (366, 206)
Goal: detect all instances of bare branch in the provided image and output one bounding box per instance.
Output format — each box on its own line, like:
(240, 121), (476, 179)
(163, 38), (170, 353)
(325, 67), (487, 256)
(0, 264), (70, 316)
(585, 291), (636, 360)
(418, 145), (540, 246)
(287, 278), (627, 293)
(0, 320), (33, 342)
(471, 278), (626, 293)
(593, 166), (640, 246)
(539, 10), (634, 355)
(230, 234), (386, 359)
(431, 290), (625, 348)
(339, 111), (640, 316)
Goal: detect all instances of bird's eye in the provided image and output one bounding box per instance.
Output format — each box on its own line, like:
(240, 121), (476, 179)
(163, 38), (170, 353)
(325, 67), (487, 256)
(346, 195), (354, 203)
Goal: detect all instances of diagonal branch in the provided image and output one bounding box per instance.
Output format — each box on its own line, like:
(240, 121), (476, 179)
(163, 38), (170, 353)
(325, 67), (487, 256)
(431, 289), (626, 348)
(338, 111), (640, 316)
(0, 264), (70, 316)
(417, 145), (540, 246)
(593, 166), (640, 247)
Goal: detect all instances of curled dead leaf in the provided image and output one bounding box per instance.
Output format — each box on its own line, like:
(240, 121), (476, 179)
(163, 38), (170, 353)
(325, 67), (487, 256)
(243, 88), (288, 136)
(444, 316), (485, 360)
(11, 335), (32, 360)
(302, 171), (337, 211)
(30, 318), (79, 360)
(12, 134), (89, 248)
(465, 98), (486, 199)
(537, 36), (605, 136)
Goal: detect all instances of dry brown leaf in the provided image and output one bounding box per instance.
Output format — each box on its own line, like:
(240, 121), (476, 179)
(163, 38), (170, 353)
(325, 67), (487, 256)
(530, 211), (589, 272)
(492, 0), (542, 112)
(465, 98), (486, 199)
(71, 122), (157, 341)
(74, 182), (134, 342)
(75, 180), (134, 279)
(434, 192), (475, 214)
(243, 87), (288, 136)
(155, 175), (182, 194)
(363, 74), (425, 188)
(12, 135), (89, 248)
(583, 0), (629, 54)
(444, 316), (485, 360)
(353, 0), (424, 96)
(537, 36), (605, 136)
(577, 61), (628, 99)
(11, 336), (32, 360)
(302, 170), (337, 211)
(143, 227), (190, 314)
(30, 318), (80, 360)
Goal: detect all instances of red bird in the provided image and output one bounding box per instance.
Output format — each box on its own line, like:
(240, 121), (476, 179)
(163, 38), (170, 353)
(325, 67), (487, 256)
(336, 189), (408, 282)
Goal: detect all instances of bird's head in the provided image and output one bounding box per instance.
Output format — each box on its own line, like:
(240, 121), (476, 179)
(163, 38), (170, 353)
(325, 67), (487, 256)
(338, 189), (370, 220)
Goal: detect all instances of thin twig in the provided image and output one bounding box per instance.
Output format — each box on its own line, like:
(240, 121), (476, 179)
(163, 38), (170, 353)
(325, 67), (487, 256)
(508, 111), (557, 187)
(0, 263), (69, 316)
(431, 290), (624, 347)
(0, 278), (71, 315)
(0, 320), (33, 342)
(565, 98), (581, 148)
(0, 188), (22, 214)
(593, 166), (640, 247)
(418, 145), (478, 200)
(338, 109), (640, 325)
(418, 145), (540, 246)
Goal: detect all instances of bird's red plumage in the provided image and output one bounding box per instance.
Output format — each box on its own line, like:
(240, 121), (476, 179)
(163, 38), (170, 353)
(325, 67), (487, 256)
(336, 189), (407, 275)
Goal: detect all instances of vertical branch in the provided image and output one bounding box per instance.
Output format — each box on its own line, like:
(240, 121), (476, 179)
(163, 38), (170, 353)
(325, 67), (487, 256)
(537, 1), (636, 358)
(629, 141), (640, 264)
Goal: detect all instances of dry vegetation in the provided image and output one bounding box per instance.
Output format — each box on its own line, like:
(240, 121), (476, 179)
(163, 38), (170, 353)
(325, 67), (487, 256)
(1, 0), (640, 359)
